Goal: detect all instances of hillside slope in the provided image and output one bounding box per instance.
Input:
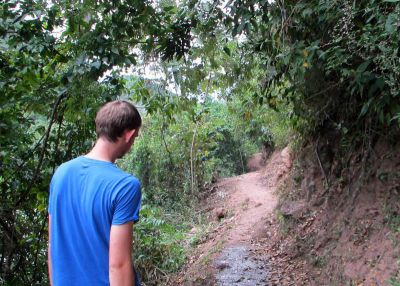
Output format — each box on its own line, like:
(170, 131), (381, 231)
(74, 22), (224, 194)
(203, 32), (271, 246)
(275, 138), (400, 285)
(171, 139), (399, 285)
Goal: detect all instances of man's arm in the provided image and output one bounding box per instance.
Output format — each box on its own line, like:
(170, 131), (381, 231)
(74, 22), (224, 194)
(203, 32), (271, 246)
(109, 222), (134, 286)
(48, 215), (53, 286)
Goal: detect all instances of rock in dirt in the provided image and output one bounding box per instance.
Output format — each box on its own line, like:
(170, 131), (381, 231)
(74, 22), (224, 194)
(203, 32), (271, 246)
(215, 245), (270, 286)
(214, 208), (226, 220)
(279, 200), (307, 219)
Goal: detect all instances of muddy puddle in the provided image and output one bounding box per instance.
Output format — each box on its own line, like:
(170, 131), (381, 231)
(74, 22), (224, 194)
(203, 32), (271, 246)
(214, 245), (271, 286)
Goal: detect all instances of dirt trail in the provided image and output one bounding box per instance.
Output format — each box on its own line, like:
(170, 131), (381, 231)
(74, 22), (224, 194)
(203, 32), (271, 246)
(176, 148), (292, 286)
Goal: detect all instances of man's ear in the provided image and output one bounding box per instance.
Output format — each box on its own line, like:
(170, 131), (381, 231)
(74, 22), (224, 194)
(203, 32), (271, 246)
(124, 129), (137, 143)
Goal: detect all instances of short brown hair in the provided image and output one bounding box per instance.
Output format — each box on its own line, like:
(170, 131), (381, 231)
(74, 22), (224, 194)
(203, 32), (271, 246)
(95, 100), (142, 142)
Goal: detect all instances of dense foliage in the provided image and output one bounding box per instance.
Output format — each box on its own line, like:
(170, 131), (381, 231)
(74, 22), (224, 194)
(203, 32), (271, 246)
(1, 0), (192, 284)
(119, 97), (283, 284)
(220, 0), (400, 134)
(1, 0), (399, 284)
(124, 98), (262, 201)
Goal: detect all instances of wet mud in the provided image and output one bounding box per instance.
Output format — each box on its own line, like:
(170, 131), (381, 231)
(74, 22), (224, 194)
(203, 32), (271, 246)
(215, 245), (271, 286)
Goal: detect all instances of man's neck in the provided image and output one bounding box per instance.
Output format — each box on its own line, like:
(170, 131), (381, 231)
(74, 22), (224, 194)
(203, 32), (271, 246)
(85, 138), (118, 163)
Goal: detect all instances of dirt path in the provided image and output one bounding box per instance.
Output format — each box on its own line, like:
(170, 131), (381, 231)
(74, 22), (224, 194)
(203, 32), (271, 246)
(175, 148), (293, 286)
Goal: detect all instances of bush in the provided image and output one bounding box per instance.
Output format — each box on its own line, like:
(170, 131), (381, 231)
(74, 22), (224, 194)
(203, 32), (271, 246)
(134, 205), (187, 285)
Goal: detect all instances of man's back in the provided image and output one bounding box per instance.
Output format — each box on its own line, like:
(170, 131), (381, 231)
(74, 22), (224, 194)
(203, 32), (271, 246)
(48, 156), (141, 285)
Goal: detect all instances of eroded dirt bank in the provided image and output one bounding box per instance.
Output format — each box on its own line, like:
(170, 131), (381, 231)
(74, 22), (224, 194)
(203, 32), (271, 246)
(172, 139), (399, 286)
(172, 148), (293, 285)
(275, 138), (400, 285)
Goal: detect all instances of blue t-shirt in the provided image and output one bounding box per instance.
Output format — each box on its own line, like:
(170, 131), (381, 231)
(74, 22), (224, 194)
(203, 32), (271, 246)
(48, 156), (142, 285)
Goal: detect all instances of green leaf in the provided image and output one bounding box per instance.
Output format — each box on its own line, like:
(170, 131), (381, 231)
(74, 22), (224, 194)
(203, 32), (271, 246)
(385, 13), (398, 33)
(111, 47), (119, 55)
(360, 98), (374, 117)
(236, 21), (246, 35)
(302, 8), (313, 18)
(91, 61), (101, 69)
(391, 113), (400, 122)
(356, 60), (371, 73)
(379, 110), (385, 124)
(223, 46), (231, 56)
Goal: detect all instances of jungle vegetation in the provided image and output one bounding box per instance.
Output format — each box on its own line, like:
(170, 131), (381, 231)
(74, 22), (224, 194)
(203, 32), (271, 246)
(0, 0), (399, 284)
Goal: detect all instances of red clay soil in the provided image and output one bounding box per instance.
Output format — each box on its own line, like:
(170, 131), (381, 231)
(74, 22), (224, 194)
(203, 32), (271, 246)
(170, 140), (400, 286)
(246, 152), (265, 172)
(274, 139), (400, 285)
(171, 148), (293, 285)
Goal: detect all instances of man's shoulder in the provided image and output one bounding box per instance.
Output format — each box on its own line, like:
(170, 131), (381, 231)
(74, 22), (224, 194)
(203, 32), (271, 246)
(50, 157), (84, 188)
(52, 156), (140, 185)
(92, 162), (140, 187)
(53, 157), (82, 174)
(118, 171), (141, 187)
(64, 156), (84, 166)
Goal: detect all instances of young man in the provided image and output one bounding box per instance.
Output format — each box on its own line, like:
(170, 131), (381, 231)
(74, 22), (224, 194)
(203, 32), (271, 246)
(48, 100), (142, 286)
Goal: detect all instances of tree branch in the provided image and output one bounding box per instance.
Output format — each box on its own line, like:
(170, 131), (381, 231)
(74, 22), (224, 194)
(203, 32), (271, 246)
(160, 123), (174, 165)
(315, 136), (329, 187)
(15, 91), (67, 208)
(32, 213), (48, 283)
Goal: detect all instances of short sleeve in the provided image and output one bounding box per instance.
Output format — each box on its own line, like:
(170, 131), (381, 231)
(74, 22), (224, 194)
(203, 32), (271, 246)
(112, 177), (142, 225)
(48, 174), (56, 215)
(47, 172), (56, 215)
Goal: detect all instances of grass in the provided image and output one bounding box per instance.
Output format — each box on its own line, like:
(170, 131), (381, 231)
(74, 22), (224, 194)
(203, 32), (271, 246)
(311, 254), (327, 268)
(276, 210), (295, 236)
(188, 221), (219, 247)
(389, 280), (400, 286)
(388, 258), (400, 286)
(200, 239), (226, 266)
(240, 198), (250, 211)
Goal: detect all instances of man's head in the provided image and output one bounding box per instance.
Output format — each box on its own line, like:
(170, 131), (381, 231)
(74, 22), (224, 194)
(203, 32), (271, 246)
(95, 100), (142, 143)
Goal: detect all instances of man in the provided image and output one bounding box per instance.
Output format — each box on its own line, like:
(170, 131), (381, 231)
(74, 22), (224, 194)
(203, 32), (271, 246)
(48, 100), (142, 286)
